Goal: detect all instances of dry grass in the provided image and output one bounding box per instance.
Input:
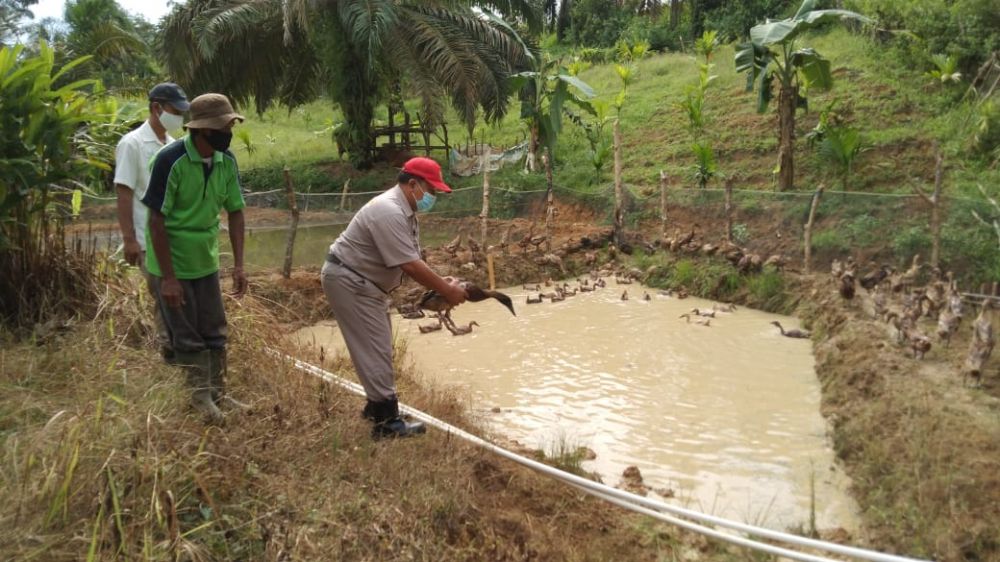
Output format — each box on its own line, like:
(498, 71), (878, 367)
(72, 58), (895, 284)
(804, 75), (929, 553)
(804, 283), (1000, 562)
(0, 266), (748, 561)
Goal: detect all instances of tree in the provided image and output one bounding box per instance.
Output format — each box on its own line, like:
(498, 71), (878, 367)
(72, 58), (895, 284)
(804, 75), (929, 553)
(0, 0), (36, 46)
(159, 0), (538, 169)
(734, 0), (869, 191)
(59, 0), (158, 90)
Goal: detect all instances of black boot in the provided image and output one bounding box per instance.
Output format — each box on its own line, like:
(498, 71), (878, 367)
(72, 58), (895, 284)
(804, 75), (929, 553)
(361, 399), (377, 421)
(370, 398), (425, 440)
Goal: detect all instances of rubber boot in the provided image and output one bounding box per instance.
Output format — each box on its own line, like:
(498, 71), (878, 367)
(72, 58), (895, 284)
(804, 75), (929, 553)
(209, 348), (249, 412)
(361, 399), (378, 421)
(370, 398), (425, 440)
(176, 350), (224, 424)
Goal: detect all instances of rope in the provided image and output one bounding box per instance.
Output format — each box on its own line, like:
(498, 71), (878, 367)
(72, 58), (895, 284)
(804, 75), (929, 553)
(275, 350), (931, 562)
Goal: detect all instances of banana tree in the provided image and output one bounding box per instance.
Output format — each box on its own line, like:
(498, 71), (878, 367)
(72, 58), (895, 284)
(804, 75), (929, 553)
(511, 55), (595, 248)
(735, 0), (870, 191)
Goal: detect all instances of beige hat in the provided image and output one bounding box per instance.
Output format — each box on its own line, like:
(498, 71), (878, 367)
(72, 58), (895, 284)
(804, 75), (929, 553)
(184, 93), (245, 130)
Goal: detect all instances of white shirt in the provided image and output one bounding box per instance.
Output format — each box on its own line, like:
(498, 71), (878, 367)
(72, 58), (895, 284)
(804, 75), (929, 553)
(113, 121), (172, 250)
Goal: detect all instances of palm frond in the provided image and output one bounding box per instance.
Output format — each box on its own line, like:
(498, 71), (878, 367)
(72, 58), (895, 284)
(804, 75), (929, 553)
(337, 0), (396, 73)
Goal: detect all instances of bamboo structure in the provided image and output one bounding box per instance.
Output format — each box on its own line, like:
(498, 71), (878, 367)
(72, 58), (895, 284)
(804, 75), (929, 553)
(281, 167), (300, 279)
(480, 147), (492, 247)
(613, 120), (624, 248)
(803, 185), (825, 273)
(659, 170), (668, 241)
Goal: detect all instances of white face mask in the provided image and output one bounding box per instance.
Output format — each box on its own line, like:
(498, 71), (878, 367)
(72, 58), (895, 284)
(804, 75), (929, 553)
(158, 109), (184, 132)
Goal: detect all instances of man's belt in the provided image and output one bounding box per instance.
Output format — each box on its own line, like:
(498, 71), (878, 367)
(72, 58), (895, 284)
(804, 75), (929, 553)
(326, 253), (388, 295)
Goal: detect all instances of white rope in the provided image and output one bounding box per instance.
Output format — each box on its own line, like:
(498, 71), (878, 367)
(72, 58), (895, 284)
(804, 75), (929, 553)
(274, 350), (931, 562)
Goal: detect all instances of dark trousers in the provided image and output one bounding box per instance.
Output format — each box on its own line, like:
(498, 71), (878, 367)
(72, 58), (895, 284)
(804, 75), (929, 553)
(151, 272), (228, 353)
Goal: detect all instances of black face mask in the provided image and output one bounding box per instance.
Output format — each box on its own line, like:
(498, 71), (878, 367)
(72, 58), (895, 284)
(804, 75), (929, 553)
(203, 129), (233, 152)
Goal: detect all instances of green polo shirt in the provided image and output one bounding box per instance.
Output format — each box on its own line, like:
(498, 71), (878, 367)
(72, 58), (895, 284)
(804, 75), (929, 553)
(141, 135), (245, 279)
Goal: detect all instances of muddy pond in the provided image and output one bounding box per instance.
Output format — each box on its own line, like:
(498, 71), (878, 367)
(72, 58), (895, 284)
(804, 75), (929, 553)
(294, 283), (860, 533)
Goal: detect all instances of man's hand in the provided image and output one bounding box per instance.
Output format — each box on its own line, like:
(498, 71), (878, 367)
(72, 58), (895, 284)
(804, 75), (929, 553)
(443, 279), (467, 307)
(161, 277), (184, 308)
(123, 238), (141, 266)
(231, 266), (248, 298)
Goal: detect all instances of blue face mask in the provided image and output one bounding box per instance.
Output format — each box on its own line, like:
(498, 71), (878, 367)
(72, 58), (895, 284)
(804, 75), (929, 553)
(416, 189), (436, 212)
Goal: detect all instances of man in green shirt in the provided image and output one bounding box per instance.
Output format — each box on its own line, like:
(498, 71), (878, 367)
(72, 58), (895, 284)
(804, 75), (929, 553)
(142, 93), (248, 423)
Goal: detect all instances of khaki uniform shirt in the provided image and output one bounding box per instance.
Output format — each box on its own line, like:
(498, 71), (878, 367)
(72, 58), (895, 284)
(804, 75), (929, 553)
(329, 185), (420, 293)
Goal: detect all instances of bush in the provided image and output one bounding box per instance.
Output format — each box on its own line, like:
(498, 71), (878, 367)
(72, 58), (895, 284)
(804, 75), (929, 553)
(892, 226), (931, 263)
(747, 268), (787, 311)
(811, 229), (850, 254)
(0, 42), (110, 329)
(845, 213), (881, 247)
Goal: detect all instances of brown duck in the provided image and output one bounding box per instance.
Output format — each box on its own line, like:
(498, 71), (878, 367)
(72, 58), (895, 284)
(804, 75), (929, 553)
(419, 281), (515, 330)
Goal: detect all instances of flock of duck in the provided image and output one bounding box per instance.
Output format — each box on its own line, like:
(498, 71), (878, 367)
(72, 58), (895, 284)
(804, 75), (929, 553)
(396, 266), (809, 340)
(832, 254), (996, 386)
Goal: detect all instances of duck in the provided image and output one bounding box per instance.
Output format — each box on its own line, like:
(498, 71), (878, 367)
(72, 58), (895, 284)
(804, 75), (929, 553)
(621, 290), (629, 301)
(448, 321), (479, 336)
(658, 289), (673, 297)
(643, 292), (651, 301)
(400, 309), (426, 320)
(418, 320), (443, 334)
(902, 327), (932, 360)
(713, 303), (737, 313)
(679, 314), (711, 326)
(526, 293), (544, 304)
(578, 285), (595, 293)
(859, 264), (890, 291)
(690, 308), (716, 318)
(964, 300), (996, 387)
(443, 233), (463, 256)
(595, 278), (607, 288)
(830, 258), (844, 280)
(771, 321), (810, 339)
(549, 292), (565, 302)
(522, 283), (542, 291)
(935, 308), (961, 347)
(676, 288), (689, 299)
(839, 272), (856, 300)
(419, 280), (515, 331)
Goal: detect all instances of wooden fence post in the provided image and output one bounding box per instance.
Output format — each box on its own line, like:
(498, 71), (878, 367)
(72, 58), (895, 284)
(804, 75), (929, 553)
(724, 177), (734, 243)
(912, 149), (944, 269)
(480, 147), (492, 248)
(543, 148), (555, 252)
(339, 178), (351, 212)
(659, 170), (668, 242)
(282, 167), (300, 279)
(613, 119), (624, 248)
(803, 185), (824, 274)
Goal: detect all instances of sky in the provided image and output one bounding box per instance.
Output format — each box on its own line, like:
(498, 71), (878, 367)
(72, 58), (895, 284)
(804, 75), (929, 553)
(28, 0), (177, 23)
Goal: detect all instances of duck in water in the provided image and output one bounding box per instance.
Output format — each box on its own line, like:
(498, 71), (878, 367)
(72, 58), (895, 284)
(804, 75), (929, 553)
(770, 321), (810, 339)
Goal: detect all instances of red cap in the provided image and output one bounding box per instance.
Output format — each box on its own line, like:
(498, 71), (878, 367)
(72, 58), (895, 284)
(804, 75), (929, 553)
(401, 157), (451, 193)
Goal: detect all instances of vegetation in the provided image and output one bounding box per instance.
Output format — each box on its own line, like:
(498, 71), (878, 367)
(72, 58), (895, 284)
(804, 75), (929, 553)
(159, 0), (536, 169)
(734, 0), (871, 191)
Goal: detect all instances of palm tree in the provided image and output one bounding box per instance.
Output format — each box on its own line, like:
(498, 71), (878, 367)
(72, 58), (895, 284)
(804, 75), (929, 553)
(159, 0), (539, 169)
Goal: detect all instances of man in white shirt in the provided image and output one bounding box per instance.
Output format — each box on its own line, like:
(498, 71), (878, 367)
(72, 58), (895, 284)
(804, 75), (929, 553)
(115, 82), (189, 362)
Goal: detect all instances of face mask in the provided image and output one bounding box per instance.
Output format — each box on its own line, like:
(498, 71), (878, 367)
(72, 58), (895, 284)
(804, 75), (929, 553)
(204, 129), (233, 152)
(158, 109), (184, 132)
(415, 187), (436, 212)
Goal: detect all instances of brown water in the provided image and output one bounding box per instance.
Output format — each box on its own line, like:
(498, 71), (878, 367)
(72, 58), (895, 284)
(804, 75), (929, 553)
(298, 284), (858, 532)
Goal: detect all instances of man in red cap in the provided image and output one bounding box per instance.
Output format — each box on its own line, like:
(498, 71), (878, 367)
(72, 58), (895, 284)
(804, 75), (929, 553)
(321, 156), (466, 439)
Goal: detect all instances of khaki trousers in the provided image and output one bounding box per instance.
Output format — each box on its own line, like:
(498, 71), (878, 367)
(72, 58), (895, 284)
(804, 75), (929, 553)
(320, 261), (397, 401)
(139, 250), (171, 350)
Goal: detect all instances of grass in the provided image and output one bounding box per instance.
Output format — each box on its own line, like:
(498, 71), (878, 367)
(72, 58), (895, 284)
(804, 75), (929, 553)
(2, 266), (759, 561)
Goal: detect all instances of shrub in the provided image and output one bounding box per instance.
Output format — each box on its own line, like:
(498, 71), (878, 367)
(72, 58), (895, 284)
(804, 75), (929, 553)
(0, 42), (109, 329)
(811, 229), (850, 254)
(892, 226), (931, 263)
(747, 268), (787, 310)
(846, 213), (881, 247)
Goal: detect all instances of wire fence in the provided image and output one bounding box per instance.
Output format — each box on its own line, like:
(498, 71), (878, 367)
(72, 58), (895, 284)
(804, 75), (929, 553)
(76, 177), (999, 285)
